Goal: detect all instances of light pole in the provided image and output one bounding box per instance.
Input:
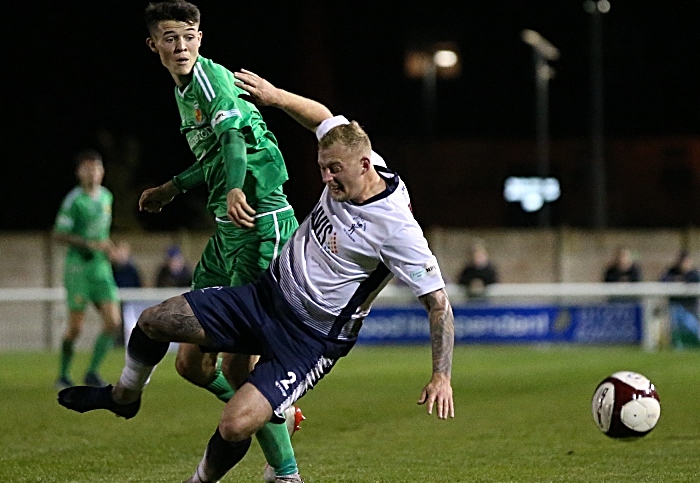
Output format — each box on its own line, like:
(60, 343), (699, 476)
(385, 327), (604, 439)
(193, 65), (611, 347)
(584, 0), (610, 228)
(422, 57), (437, 138)
(405, 44), (460, 139)
(522, 29), (559, 227)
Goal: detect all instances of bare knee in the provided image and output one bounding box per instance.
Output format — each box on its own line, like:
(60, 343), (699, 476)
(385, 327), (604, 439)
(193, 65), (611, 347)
(99, 303), (121, 335)
(64, 325), (82, 341)
(136, 295), (207, 345)
(175, 346), (216, 386)
(64, 312), (85, 340)
(174, 352), (193, 380)
(218, 415), (263, 442)
(218, 383), (273, 442)
(137, 306), (166, 340)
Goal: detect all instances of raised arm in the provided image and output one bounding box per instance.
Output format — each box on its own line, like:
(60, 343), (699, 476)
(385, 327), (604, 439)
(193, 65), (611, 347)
(234, 69), (332, 132)
(417, 288), (455, 419)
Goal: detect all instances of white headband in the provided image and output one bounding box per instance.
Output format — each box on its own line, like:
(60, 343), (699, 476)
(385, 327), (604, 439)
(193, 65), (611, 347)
(315, 115), (350, 141)
(315, 115), (387, 168)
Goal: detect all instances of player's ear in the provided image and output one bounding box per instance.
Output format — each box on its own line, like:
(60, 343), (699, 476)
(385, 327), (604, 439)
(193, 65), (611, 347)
(146, 37), (158, 53)
(198, 30), (203, 46)
(360, 157), (371, 173)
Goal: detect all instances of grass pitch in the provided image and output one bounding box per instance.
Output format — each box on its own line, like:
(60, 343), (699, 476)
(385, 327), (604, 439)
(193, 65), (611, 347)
(1, 345), (699, 482)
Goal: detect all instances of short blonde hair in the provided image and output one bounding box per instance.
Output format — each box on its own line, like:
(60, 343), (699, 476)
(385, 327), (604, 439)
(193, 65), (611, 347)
(318, 121), (371, 155)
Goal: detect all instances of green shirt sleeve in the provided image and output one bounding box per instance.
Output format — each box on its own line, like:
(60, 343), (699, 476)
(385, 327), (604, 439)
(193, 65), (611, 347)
(172, 162), (205, 193)
(220, 129), (247, 192)
(54, 189), (78, 234)
(196, 60), (250, 137)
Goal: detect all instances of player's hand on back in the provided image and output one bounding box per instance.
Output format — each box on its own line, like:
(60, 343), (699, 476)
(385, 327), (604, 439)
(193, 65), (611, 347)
(234, 69), (281, 107)
(417, 373), (455, 420)
(226, 188), (256, 228)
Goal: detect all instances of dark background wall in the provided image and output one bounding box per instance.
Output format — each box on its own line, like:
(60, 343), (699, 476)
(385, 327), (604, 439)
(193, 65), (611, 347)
(5, 1), (700, 231)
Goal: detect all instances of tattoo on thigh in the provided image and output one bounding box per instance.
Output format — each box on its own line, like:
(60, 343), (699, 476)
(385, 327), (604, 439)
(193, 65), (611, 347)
(151, 296), (207, 342)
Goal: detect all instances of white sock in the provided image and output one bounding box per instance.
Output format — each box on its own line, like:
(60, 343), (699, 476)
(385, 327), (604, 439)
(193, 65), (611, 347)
(191, 460), (218, 483)
(118, 351), (156, 391)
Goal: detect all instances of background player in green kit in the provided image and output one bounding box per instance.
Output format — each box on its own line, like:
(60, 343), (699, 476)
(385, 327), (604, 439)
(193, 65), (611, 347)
(138, 2), (302, 482)
(53, 150), (121, 390)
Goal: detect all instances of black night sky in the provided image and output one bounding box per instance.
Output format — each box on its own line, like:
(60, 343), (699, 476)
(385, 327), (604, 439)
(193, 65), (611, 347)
(6, 1), (700, 231)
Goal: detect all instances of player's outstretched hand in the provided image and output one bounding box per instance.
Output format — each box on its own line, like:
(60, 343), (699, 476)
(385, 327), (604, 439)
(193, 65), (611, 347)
(417, 373), (454, 420)
(139, 181), (179, 213)
(227, 188), (256, 228)
(234, 69), (281, 107)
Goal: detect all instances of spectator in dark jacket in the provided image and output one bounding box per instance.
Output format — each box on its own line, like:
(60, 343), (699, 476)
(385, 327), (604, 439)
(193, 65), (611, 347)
(661, 250), (700, 348)
(603, 246), (641, 283)
(155, 245), (192, 288)
(110, 241), (142, 288)
(458, 240), (498, 299)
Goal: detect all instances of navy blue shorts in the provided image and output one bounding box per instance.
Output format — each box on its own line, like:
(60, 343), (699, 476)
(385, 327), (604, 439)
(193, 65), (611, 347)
(183, 272), (354, 415)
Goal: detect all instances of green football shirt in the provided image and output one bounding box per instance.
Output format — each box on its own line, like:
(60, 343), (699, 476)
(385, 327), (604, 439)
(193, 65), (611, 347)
(174, 56), (290, 219)
(54, 186), (113, 264)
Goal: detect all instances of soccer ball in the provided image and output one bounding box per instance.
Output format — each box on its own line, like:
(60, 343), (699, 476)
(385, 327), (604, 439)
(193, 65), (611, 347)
(591, 371), (661, 439)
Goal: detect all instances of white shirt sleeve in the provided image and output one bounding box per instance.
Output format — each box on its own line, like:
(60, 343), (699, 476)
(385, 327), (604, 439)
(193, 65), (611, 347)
(380, 226), (445, 297)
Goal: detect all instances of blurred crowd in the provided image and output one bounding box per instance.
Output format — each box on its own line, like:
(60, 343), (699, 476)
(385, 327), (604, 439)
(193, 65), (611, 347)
(109, 242), (192, 289)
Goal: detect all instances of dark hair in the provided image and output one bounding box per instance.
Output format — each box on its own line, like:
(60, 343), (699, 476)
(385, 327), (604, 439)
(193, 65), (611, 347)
(144, 1), (201, 35)
(74, 149), (102, 167)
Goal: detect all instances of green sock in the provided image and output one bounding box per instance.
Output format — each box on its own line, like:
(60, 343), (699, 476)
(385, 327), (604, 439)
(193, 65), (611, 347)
(205, 367), (235, 402)
(87, 333), (114, 374)
(256, 420), (298, 476)
(59, 339), (74, 378)
(205, 366), (298, 475)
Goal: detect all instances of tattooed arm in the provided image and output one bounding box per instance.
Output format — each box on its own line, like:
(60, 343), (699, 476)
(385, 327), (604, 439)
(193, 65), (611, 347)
(417, 288), (455, 419)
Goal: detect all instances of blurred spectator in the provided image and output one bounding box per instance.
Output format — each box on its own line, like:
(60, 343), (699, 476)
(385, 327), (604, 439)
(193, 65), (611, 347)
(603, 246), (641, 282)
(458, 240), (499, 298)
(110, 241), (143, 288)
(155, 245), (193, 288)
(661, 250), (700, 348)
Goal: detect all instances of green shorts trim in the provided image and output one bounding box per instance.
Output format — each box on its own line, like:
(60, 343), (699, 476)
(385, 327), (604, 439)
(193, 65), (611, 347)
(64, 259), (120, 311)
(192, 208), (298, 290)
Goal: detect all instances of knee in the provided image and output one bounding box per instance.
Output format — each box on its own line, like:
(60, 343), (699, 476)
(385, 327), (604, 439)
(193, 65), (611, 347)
(175, 353), (201, 383)
(137, 306), (164, 340)
(218, 417), (259, 443)
(174, 354), (189, 379)
(64, 326), (82, 340)
(103, 321), (120, 335)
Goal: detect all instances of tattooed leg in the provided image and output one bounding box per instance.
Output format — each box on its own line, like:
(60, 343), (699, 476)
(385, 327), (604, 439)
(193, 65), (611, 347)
(113, 296), (213, 404)
(139, 295), (212, 345)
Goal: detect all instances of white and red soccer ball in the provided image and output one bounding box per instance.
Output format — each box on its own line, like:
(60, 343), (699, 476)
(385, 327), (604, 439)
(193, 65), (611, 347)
(591, 371), (661, 439)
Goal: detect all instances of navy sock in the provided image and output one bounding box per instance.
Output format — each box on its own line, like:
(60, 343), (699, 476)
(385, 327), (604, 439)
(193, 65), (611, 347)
(201, 428), (252, 481)
(126, 324), (169, 366)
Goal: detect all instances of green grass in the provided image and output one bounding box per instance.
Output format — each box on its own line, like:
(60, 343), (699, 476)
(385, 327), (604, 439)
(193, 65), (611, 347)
(2, 345), (700, 482)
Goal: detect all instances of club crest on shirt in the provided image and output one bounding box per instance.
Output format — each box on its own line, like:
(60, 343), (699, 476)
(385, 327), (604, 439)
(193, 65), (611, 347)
(194, 102), (204, 125)
(343, 216), (367, 242)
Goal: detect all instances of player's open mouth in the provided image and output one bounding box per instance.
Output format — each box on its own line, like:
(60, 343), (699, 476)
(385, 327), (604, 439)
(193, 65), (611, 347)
(175, 58), (189, 65)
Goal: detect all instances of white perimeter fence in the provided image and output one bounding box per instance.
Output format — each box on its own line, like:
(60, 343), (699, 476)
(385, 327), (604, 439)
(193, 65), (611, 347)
(0, 282), (696, 351)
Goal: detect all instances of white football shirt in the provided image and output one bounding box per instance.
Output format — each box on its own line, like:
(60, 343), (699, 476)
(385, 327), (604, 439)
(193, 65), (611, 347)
(271, 166), (444, 341)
